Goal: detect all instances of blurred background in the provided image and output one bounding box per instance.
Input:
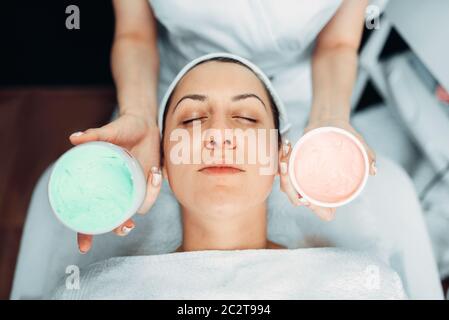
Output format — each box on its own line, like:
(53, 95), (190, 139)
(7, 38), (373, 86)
(0, 0), (448, 299)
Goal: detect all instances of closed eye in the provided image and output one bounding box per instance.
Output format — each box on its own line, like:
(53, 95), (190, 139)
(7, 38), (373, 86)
(233, 116), (257, 123)
(182, 117), (207, 125)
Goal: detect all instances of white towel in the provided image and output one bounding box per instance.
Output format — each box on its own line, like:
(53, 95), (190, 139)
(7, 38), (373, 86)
(12, 155), (442, 299)
(52, 248), (406, 300)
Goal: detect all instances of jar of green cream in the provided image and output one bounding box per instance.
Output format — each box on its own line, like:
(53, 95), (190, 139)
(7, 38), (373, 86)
(48, 141), (146, 235)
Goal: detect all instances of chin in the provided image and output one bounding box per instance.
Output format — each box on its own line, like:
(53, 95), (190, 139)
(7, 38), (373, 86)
(206, 202), (242, 217)
(195, 191), (244, 213)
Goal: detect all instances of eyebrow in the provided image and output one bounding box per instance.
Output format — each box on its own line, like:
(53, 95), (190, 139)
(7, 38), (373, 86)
(172, 92), (267, 113)
(172, 94), (207, 113)
(231, 93), (267, 110)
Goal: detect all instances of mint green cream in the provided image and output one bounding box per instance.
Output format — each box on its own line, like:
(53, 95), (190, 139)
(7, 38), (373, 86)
(49, 144), (135, 234)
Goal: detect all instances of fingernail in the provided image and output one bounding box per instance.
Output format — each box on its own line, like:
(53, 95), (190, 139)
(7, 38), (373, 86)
(280, 162), (287, 175)
(298, 197), (310, 206)
(121, 224), (134, 236)
(151, 167), (162, 187)
(282, 139), (290, 156)
(70, 131), (84, 138)
(121, 220), (135, 236)
(371, 162), (377, 176)
(295, 198), (303, 207)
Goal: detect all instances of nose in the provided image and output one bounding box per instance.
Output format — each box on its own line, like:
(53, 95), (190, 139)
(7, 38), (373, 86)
(202, 114), (237, 151)
(204, 132), (236, 150)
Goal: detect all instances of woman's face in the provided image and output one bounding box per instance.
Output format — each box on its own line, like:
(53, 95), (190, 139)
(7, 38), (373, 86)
(162, 61), (279, 216)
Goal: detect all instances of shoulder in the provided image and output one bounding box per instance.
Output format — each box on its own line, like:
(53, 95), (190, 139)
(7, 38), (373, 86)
(267, 240), (286, 249)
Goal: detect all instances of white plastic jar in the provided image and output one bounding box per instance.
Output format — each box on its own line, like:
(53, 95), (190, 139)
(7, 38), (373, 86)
(48, 141), (146, 235)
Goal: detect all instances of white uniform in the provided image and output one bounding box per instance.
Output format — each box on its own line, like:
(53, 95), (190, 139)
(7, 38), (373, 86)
(151, 0), (342, 136)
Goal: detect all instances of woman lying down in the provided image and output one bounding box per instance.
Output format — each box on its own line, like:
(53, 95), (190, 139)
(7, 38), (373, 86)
(53, 54), (406, 299)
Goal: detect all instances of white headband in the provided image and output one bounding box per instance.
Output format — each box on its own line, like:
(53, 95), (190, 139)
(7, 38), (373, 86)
(158, 52), (291, 135)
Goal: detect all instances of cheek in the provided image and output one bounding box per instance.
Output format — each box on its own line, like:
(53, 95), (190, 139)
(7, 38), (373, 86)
(165, 162), (197, 206)
(244, 129), (278, 174)
(164, 141), (191, 195)
(240, 173), (275, 205)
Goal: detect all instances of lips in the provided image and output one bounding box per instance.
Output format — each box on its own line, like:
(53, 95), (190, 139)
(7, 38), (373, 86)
(198, 165), (244, 175)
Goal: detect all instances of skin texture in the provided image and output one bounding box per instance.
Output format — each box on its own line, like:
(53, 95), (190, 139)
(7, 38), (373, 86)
(162, 61), (285, 251)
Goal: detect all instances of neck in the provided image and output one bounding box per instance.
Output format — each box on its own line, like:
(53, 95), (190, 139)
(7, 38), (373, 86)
(178, 203), (268, 252)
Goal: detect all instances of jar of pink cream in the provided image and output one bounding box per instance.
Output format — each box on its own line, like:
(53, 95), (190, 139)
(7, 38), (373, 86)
(288, 127), (369, 208)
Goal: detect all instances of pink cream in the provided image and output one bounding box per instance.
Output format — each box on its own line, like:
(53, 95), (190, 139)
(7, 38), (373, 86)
(292, 130), (366, 204)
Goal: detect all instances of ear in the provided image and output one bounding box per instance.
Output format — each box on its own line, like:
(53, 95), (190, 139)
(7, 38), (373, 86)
(277, 141), (283, 177)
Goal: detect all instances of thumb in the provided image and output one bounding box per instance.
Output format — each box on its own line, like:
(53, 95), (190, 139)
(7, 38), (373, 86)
(69, 126), (114, 145)
(137, 166), (162, 214)
(310, 205), (336, 222)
